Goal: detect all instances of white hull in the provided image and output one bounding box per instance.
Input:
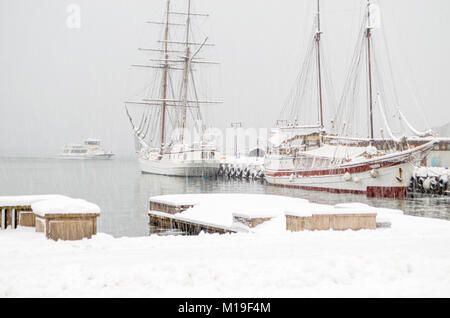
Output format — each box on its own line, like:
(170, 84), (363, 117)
(265, 141), (435, 198)
(139, 158), (219, 177)
(266, 160), (412, 197)
(58, 153), (115, 160)
(59, 139), (114, 160)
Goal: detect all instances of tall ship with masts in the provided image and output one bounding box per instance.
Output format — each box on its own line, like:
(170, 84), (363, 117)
(125, 0), (222, 177)
(265, 0), (436, 198)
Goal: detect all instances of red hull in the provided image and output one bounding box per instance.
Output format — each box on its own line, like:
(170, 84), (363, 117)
(269, 183), (407, 199)
(366, 186), (407, 199)
(266, 156), (407, 178)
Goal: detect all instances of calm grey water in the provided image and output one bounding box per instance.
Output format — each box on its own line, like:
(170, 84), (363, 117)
(0, 157), (449, 237)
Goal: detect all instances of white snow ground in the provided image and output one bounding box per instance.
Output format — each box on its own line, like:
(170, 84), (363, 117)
(1, 204), (450, 297)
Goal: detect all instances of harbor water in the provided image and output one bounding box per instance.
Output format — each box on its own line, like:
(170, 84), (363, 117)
(0, 157), (449, 237)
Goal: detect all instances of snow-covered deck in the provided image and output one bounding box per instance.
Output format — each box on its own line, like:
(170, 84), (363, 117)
(1, 195), (101, 241)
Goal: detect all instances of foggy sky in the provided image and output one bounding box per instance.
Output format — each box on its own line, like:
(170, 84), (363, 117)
(1, 0), (449, 157)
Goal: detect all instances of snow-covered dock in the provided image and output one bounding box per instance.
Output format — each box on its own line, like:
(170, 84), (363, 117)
(149, 210), (246, 235)
(149, 195), (249, 234)
(0, 195), (70, 229)
(148, 194), (397, 234)
(0, 195), (100, 241)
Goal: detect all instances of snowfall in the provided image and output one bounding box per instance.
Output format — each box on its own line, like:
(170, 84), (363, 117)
(1, 193), (450, 298)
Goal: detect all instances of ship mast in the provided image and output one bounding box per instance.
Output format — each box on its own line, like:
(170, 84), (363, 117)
(366, 0), (375, 143)
(125, 0), (222, 149)
(315, 0), (324, 130)
(180, 0), (192, 144)
(160, 0), (171, 153)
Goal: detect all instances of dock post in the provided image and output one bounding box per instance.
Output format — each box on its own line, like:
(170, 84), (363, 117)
(12, 209), (16, 229)
(1, 209), (5, 230)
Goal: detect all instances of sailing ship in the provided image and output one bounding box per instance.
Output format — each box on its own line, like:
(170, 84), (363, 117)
(125, 0), (221, 177)
(59, 138), (115, 160)
(264, 0), (436, 198)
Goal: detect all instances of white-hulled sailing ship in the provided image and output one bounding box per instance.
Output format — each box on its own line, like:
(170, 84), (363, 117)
(265, 0), (436, 198)
(125, 0), (222, 177)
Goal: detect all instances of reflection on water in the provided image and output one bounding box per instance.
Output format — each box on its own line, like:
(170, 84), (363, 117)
(0, 157), (449, 237)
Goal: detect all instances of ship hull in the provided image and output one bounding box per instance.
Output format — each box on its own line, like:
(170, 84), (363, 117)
(266, 161), (411, 198)
(58, 153), (115, 160)
(139, 158), (219, 177)
(265, 141), (435, 199)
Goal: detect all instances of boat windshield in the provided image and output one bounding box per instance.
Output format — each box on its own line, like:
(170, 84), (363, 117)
(85, 140), (100, 146)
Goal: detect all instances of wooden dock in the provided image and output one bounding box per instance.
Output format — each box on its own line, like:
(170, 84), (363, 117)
(1, 196), (100, 241)
(149, 196), (249, 235)
(149, 210), (246, 235)
(148, 195), (386, 235)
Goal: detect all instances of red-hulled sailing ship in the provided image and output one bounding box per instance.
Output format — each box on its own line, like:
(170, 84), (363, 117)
(264, 0), (436, 198)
